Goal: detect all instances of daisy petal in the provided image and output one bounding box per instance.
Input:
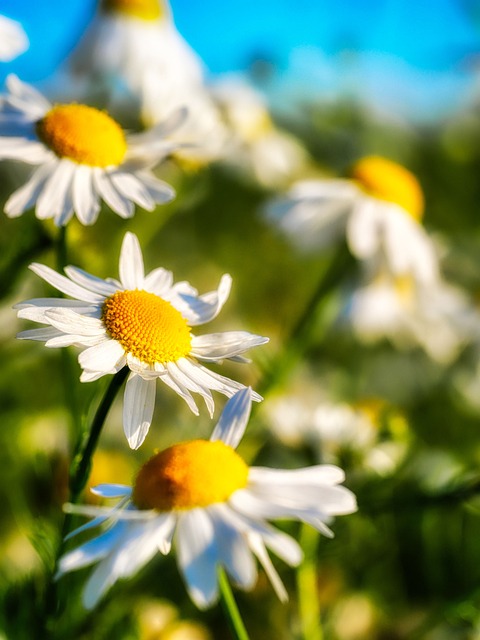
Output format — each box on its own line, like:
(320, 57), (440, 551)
(176, 509), (219, 609)
(78, 339), (126, 374)
(123, 374), (156, 449)
(210, 387), (252, 449)
(191, 332), (269, 361)
(28, 264), (104, 303)
(119, 232), (145, 290)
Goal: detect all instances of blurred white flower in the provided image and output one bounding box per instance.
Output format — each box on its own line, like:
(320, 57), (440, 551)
(264, 384), (410, 476)
(213, 78), (307, 188)
(0, 75), (184, 225)
(56, 389), (356, 609)
(346, 264), (479, 363)
(16, 233), (268, 448)
(265, 155), (438, 283)
(61, 0), (226, 167)
(0, 15), (28, 62)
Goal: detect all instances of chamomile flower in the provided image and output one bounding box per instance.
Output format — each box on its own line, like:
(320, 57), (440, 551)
(265, 155), (438, 282)
(66, 0), (204, 117)
(0, 15), (28, 62)
(213, 79), (307, 188)
(16, 233), (268, 448)
(346, 263), (478, 363)
(56, 388), (357, 610)
(0, 75), (184, 225)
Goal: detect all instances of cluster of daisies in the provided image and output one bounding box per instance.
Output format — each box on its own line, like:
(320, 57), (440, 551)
(0, 0), (358, 612)
(3, 0), (477, 616)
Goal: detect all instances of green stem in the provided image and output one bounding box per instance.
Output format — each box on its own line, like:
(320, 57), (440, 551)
(297, 524), (323, 640)
(257, 243), (354, 398)
(68, 366), (129, 504)
(42, 367), (129, 636)
(218, 567), (251, 640)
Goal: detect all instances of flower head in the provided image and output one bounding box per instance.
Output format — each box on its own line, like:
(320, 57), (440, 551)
(56, 388), (357, 609)
(265, 155), (437, 282)
(0, 15), (28, 62)
(16, 232), (268, 448)
(0, 75), (185, 225)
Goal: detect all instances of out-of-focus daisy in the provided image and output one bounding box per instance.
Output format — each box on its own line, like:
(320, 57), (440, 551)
(346, 264), (479, 363)
(56, 388), (356, 609)
(265, 155), (437, 282)
(0, 15), (29, 62)
(213, 78), (307, 188)
(264, 383), (410, 476)
(0, 75), (184, 225)
(16, 233), (268, 448)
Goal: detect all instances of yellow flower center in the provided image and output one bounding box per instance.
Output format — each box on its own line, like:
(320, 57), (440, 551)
(132, 440), (250, 511)
(101, 0), (163, 20)
(350, 155), (424, 221)
(36, 104), (127, 167)
(102, 290), (192, 364)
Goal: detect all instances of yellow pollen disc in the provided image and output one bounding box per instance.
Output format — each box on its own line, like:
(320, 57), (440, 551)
(350, 155), (424, 221)
(133, 440), (250, 511)
(102, 0), (163, 20)
(36, 104), (127, 167)
(102, 289), (191, 364)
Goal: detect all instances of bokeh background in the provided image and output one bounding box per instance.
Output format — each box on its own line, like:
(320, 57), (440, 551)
(2, 1), (480, 639)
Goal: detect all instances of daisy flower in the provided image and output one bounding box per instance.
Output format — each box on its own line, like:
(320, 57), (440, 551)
(65, 0), (204, 117)
(0, 15), (28, 62)
(56, 388), (357, 609)
(265, 155), (438, 283)
(346, 263), (478, 363)
(0, 74), (184, 226)
(16, 232), (268, 448)
(213, 78), (307, 188)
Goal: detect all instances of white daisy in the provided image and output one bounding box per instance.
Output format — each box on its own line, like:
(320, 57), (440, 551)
(346, 263), (479, 363)
(16, 232), (268, 448)
(265, 155), (438, 283)
(0, 15), (29, 62)
(56, 388), (357, 610)
(0, 74), (185, 226)
(213, 78), (307, 188)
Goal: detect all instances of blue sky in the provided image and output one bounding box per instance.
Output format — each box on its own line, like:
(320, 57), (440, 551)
(1, 0), (479, 119)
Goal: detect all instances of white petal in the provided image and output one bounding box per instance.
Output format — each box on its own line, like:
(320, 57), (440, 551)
(173, 274), (232, 326)
(210, 387), (252, 449)
(208, 504), (257, 589)
(166, 362), (215, 417)
(176, 509), (219, 609)
(143, 267), (173, 296)
(119, 232), (145, 290)
(72, 164), (101, 225)
(44, 308), (105, 336)
(4, 161), (54, 217)
(247, 534), (288, 602)
(57, 523), (127, 577)
(136, 170), (175, 204)
(35, 159), (75, 221)
(109, 172), (155, 211)
(90, 484), (132, 498)
(29, 263), (104, 303)
(17, 327), (63, 342)
(123, 374), (156, 449)
(248, 465), (346, 487)
(160, 370), (200, 415)
(191, 332), (269, 361)
(92, 168), (134, 219)
(63, 266), (118, 297)
(78, 339), (126, 374)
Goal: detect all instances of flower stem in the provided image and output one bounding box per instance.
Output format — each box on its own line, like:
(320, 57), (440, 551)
(218, 567), (251, 640)
(69, 366), (129, 504)
(297, 524), (323, 640)
(42, 367), (129, 636)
